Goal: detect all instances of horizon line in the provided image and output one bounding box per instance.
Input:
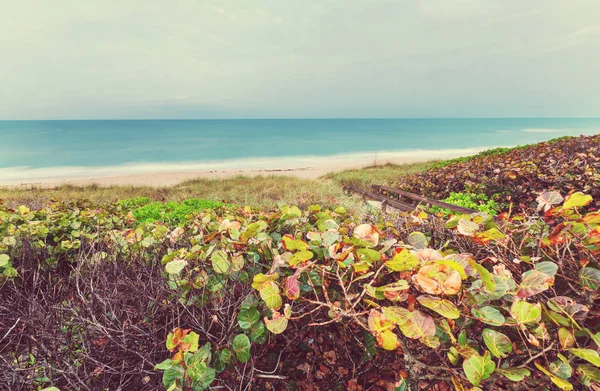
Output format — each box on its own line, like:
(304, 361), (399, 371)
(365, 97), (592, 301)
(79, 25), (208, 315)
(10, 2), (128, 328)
(2, 116), (600, 121)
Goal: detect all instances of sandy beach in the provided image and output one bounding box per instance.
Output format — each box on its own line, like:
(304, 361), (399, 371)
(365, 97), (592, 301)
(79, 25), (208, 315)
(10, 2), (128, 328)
(1, 147), (490, 189)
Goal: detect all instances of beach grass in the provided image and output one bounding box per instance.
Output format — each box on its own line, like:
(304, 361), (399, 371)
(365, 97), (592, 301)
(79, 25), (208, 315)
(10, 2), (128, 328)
(0, 162), (437, 214)
(0, 174), (365, 212)
(322, 161), (434, 187)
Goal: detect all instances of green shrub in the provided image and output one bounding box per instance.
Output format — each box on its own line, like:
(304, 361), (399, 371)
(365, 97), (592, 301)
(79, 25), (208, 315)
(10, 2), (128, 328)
(131, 198), (223, 225)
(430, 192), (499, 216)
(2, 192), (599, 390)
(400, 135), (599, 214)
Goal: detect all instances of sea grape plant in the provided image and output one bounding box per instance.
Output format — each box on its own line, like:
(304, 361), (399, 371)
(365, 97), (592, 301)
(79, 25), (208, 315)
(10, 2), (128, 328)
(2, 192), (599, 389)
(154, 328), (216, 390)
(399, 134), (600, 214)
(153, 192), (599, 389)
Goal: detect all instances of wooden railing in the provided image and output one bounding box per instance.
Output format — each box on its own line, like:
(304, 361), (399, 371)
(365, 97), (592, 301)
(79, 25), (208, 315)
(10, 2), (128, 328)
(344, 184), (478, 215)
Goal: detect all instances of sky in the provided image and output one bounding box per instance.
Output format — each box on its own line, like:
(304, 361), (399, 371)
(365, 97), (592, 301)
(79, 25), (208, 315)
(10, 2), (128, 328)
(1, 0), (599, 119)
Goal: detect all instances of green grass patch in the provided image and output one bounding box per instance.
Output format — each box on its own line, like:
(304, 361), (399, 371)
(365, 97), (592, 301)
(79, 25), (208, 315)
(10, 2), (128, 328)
(430, 192), (499, 216)
(131, 198), (223, 225)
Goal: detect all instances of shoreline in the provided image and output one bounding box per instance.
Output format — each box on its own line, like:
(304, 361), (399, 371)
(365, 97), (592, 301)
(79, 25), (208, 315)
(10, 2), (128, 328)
(0, 147), (493, 188)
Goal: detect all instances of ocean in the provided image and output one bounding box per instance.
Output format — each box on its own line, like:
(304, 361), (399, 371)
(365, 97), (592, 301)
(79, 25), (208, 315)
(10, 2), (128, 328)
(0, 118), (599, 182)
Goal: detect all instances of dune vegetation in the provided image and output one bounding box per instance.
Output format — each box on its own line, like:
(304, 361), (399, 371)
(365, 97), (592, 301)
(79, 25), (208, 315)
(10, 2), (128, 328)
(1, 134), (599, 391)
(0, 175), (364, 213)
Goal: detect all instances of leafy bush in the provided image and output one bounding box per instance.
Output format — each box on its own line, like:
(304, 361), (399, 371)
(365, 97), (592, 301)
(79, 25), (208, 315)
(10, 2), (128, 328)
(132, 198), (223, 225)
(431, 146), (520, 169)
(431, 136), (574, 170)
(1, 192), (599, 390)
(430, 192), (499, 216)
(400, 134), (600, 213)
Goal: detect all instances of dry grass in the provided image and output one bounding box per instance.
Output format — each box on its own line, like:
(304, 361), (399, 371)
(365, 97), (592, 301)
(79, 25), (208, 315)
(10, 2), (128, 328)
(0, 175), (363, 212)
(322, 161), (434, 187)
(0, 162), (434, 212)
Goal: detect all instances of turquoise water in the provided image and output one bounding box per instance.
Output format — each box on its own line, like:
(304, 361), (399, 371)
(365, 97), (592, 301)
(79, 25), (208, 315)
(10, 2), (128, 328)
(0, 118), (598, 181)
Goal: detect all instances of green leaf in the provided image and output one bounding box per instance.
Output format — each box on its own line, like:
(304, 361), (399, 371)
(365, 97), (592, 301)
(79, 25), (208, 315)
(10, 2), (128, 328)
(579, 267), (600, 291)
(363, 330), (377, 358)
(439, 319), (457, 344)
(407, 232), (428, 249)
(399, 310), (435, 339)
(352, 261), (371, 273)
(417, 295), (460, 319)
(162, 366), (185, 390)
(41, 388), (62, 391)
(535, 261), (558, 277)
(249, 321), (265, 341)
(558, 327), (575, 349)
(482, 329), (512, 358)
(420, 335), (440, 348)
(510, 301), (541, 325)
(231, 254), (245, 271)
(550, 354), (573, 380)
(232, 334), (251, 363)
(471, 306), (505, 326)
(211, 250), (231, 274)
(154, 358), (173, 370)
(357, 248), (381, 263)
(3, 266), (17, 277)
(457, 219), (479, 236)
(186, 349), (214, 384)
(165, 259), (187, 274)
(237, 308), (260, 330)
(368, 310), (400, 350)
(569, 348), (600, 366)
(241, 221), (267, 241)
(0, 254), (9, 268)
(496, 367), (530, 382)
(469, 259), (495, 292)
(280, 205), (302, 219)
(378, 329), (400, 350)
(259, 282), (282, 310)
(562, 192), (592, 209)
(517, 270), (551, 298)
(289, 250), (314, 266)
(473, 227), (506, 242)
(578, 364), (600, 382)
(535, 362), (573, 391)
(382, 306), (412, 325)
(462, 351), (495, 386)
(264, 314), (288, 334)
(385, 250), (419, 272)
(220, 349), (232, 364)
(181, 331), (200, 353)
(584, 328), (600, 347)
(448, 347), (460, 365)
(334, 206), (346, 214)
(282, 235), (309, 251)
(186, 356), (216, 389)
(251, 273), (279, 290)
